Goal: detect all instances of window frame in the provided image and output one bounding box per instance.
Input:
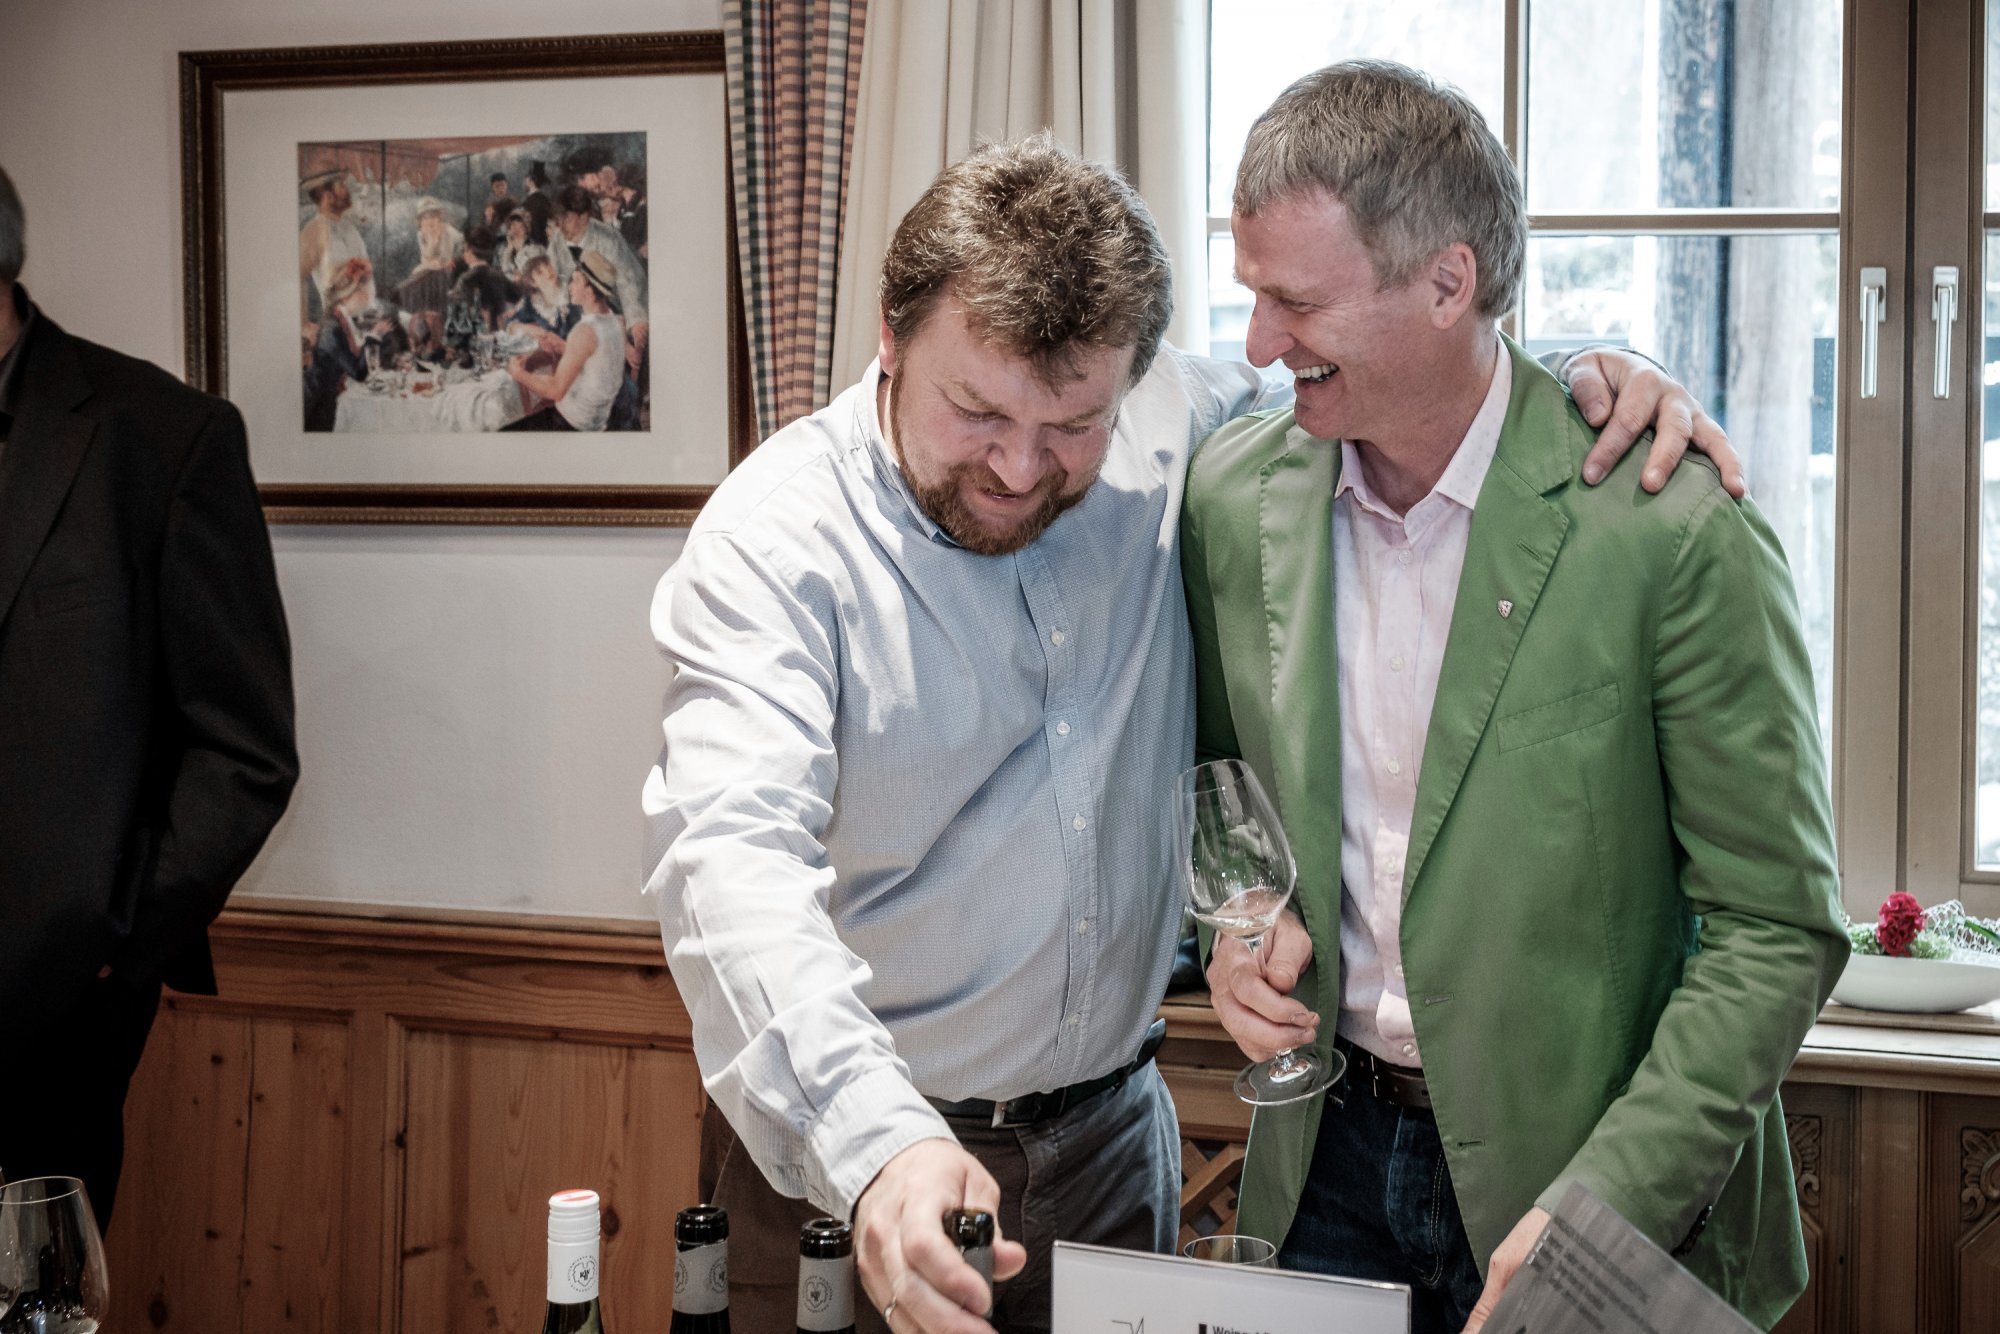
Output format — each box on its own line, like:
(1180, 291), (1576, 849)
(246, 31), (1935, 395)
(1201, 0), (1962, 922)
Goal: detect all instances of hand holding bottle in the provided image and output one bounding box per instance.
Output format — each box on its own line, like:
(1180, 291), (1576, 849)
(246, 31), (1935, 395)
(852, 1139), (1024, 1332)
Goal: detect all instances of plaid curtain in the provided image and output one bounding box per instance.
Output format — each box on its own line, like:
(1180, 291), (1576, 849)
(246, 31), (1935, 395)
(725, 0), (870, 441)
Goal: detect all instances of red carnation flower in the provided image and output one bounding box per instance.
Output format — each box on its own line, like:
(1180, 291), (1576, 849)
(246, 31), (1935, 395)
(1877, 892), (1925, 957)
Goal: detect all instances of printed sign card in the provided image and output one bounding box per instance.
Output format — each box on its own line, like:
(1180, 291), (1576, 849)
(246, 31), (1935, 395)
(1051, 1240), (1408, 1333)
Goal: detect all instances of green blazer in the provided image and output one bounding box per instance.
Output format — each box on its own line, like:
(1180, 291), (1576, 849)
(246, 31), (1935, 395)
(1179, 338), (1847, 1328)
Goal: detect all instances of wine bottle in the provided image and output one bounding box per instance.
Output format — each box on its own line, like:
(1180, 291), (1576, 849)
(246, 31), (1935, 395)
(542, 1189), (607, 1334)
(796, 1217), (855, 1334)
(670, 1204), (731, 1333)
(943, 1208), (995, 1318)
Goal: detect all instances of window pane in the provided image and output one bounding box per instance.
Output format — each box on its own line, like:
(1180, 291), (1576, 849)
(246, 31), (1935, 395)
(1208, 235), (1250, 364)
(1208, 0), (1505, 216)
(1978, 232), (2000, 866)
(1526, 0), (1841, 212)
(1523, 233), (1840, 754)
(1990, 0), (2000, 210)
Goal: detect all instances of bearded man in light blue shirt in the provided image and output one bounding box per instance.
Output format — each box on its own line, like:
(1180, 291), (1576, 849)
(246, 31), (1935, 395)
(642, 134), (1727, 1334)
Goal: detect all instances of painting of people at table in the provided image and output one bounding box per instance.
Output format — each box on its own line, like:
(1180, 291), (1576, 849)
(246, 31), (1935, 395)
(296, 131), (649, 433)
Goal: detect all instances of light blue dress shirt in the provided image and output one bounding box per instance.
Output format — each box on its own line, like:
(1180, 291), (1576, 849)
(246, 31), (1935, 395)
(643, 347), (1287, 1217)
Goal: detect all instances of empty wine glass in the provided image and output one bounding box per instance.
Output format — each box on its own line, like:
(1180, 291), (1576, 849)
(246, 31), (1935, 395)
(0, 1177), (108, 1333)
(1177, 759), (1343, 1106)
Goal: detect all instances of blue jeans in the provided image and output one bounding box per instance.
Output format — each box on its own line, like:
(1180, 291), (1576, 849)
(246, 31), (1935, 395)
(1278, 1053), (1484, 1334)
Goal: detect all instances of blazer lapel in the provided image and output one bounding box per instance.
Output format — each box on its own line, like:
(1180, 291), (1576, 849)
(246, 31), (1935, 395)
(0, 319), (97, 630)
(1402, 340), (1576, 902)
(1257, 429), (1344, 945)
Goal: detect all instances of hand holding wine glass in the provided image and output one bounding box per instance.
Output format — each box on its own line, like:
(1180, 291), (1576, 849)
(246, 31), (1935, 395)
(1176, 759), (1344, 1106)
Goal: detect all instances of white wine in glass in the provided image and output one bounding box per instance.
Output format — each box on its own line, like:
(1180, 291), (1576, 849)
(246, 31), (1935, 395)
(1177, 759), (1344, 1106)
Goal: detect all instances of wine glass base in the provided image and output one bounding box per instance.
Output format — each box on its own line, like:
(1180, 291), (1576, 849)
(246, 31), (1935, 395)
(1234, 1048), (1345, 1107)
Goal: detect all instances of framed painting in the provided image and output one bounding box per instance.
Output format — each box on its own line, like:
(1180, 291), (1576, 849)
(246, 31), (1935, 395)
(180, 32), (753, 524)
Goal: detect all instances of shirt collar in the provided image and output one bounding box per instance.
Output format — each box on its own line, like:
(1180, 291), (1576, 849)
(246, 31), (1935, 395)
(1335, 343), (1511, 520)
(0, 283), (38, 419)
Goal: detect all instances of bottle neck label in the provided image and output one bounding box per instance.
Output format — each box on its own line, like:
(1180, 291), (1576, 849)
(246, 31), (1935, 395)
(796, 1254), (854, 1331)
(674, 1239), (730, 1315)
(547, 1237), (600, 1304)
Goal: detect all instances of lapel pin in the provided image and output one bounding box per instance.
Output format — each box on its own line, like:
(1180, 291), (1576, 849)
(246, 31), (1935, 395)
(1498, 599), (1514, 619)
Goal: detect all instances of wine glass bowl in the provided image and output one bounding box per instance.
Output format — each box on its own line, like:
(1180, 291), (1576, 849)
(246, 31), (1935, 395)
(1177, 759), (1344, 1106)
(1180, 1234), (1279, 1267)
(0, 1176), (109, 1334)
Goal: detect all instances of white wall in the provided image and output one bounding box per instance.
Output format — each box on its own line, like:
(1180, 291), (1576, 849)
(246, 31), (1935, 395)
(0, 0), (725, 923)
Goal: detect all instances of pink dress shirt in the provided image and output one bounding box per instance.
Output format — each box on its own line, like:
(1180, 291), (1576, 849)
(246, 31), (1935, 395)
(1332, 349), (1511, 1069)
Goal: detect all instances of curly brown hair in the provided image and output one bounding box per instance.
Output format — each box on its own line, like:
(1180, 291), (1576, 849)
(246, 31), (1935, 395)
(879, 134), (1173, 390)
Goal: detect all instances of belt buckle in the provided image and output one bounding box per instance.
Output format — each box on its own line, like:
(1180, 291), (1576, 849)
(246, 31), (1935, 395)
(991, 1099), (1011, 1130)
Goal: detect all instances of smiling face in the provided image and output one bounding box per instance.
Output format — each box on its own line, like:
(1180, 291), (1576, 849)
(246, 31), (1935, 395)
(880, 296), (1132, 556)
(1233, 189), (1471, 448)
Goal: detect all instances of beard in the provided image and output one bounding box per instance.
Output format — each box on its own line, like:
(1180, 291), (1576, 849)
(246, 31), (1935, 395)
(889, 385), (1094, 556)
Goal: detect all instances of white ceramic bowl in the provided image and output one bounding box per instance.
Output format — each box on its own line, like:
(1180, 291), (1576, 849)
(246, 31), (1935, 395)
(1828, 953), (2000, 1013)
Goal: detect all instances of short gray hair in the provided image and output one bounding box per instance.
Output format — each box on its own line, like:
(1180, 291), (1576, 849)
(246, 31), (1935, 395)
(0, 166), (23, 286)
(1234, 60), (1524, 318)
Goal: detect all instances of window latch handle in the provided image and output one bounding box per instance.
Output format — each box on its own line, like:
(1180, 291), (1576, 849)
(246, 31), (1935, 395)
(1932, 265), (1960, 400)
(1859, 266), (1887, 400)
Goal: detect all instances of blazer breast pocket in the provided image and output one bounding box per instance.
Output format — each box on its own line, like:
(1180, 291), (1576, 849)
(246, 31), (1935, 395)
(34, 570), (130, 617)
(1496, 681), (1622, 752)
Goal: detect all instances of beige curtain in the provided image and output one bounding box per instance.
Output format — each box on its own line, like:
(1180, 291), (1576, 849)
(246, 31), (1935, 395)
(829, 0), (1209, 389)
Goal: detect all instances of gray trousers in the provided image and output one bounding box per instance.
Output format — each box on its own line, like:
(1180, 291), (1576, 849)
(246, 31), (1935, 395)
(701, 1063), (1182, 1332)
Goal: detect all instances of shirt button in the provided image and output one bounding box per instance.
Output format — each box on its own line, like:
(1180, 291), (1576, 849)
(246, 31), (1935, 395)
(1402, 1043), (1416, 1058)
(1072, 814), (1087, 832)
(1076, 920), (1091, 935)
(1386, 758), (1402, 776)
(1389, 655), (1406, 672)
(1398, 550), (1413, 566)
(1056, 721), (1071, 736)
(1067, 1015), (1081, 1027)
(1050, 629), (1066, 646)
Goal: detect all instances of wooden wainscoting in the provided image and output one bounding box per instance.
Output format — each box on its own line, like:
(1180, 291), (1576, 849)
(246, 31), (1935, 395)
(105, 912), (2000, 1332)
(107, 913), (702, 1333)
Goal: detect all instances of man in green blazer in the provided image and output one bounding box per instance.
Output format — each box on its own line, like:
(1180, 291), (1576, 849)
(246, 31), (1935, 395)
(1181, 62), (1847, 1332)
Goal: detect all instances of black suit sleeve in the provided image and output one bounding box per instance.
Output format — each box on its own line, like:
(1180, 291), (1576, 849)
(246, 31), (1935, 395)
(111, 400), (298, 979)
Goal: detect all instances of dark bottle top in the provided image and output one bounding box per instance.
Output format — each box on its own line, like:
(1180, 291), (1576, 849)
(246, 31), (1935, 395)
(670, 1205), (731, 1333)
(943, 1209), (996, 1318)
(796, 1218), (855, 1334)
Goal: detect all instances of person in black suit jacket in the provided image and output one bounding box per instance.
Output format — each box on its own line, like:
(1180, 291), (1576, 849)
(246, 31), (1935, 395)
(0, 167), (298, 1230)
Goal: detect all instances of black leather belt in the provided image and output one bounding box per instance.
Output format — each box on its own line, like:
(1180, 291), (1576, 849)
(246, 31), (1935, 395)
(1336, 1036), (1432, 1110)
(929, 1018), (1168, 1128)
